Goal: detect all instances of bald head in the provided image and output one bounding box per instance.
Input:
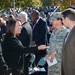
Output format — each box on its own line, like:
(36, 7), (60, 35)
(31, 10), (40, 21)
(32, 10), (40, 16)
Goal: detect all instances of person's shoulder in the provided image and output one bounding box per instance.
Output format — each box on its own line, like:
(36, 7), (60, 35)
(39, 18), (46, 26)
(4, 33), (16, 41)
(39, 18), (46, 22)
(62, 26), (68, 31)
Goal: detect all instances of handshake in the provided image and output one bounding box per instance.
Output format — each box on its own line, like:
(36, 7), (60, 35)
(31, 41), (50, 50)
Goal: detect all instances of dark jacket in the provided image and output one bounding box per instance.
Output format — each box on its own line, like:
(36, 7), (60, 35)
(32, 18), (48, 74)
(17, 21), (33, 75)
(17, 21), (32, 47)
(0, 24), (7, 41)
(2, 33), (38, 69)
(0, 41), (8, 72)
(61, 26), (75, 75)
(32, 18), (47, 55)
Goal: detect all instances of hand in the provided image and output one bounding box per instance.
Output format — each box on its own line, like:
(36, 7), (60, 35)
(50, 51), (57, 60)
(45, 54), (51, 60)
(38, 45), (50, 50)
(45, 52), (56, 63)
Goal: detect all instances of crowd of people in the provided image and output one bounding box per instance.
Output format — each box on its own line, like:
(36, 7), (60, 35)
(0, 6), (75, 75)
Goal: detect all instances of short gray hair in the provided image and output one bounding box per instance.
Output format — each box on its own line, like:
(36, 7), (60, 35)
(18, 11), (28, 21)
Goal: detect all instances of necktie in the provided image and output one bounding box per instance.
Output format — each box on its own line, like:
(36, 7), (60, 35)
(33, 21), (37, 28)
(65, 32), (69, 43)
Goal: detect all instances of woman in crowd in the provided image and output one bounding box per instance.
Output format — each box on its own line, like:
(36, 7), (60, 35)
(45, 12), (68, 75)
(2, 19), (49, 75)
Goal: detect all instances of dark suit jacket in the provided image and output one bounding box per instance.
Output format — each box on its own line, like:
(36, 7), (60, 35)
(2, 33), (38, 69)
(32, 18), (48, 71)
(17, 21), (32, 75)
(17, 21), (32, 47)
(0, 24), (7, 41)
(32, 18), (47, 46)
(32, 18), (47, 55)
(0, 41), (8, 72)
(61, 26), (75, 75)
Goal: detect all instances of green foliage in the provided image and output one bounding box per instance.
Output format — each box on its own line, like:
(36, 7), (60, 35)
(41, 0), (75, 11)
(55, 0), (73, 11)
(0, 0), (75, 11)
(0, 0), (42, 10)
(41, 0), (51, 6)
